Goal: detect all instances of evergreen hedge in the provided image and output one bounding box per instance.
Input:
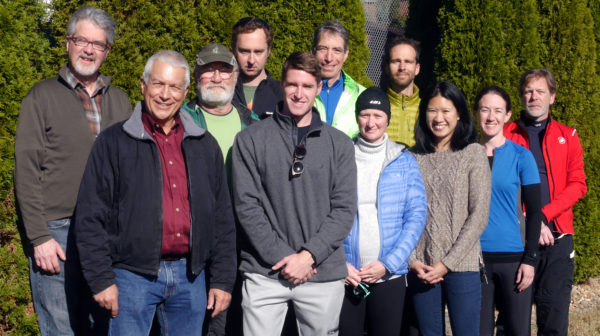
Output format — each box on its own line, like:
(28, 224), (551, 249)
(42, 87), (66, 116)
(536, 0), (600, 282)
(406, 0), (600, 282)
(50, 0), (371, 103)
(1, 0), (369, 333)
(3, 0), (600, 333)
(0, 0), (54, 333)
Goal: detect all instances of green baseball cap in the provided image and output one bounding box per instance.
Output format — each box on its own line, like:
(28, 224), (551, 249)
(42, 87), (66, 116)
(195, 43), (237, 67)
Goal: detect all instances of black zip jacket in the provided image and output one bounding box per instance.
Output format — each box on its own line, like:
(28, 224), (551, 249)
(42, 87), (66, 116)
(233, 70), (283, 120)
(74, 102), (236, 294)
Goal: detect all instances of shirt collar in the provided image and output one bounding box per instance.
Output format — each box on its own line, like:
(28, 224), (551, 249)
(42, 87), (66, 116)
(141, 107), (181, 136)
(60, 65), (107, 95)
(322, 71), (345, 90)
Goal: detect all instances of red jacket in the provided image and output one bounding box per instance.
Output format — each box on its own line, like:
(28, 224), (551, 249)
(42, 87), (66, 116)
(504, 117), (587, 234)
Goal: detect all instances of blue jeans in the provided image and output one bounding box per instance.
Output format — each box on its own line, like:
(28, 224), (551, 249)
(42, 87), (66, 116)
(410, 271), (481, 336)
(109, 259), (207, 335)
(29, 218), (84, 335)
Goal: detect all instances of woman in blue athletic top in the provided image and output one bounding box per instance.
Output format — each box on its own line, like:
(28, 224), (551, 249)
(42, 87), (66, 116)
(476, 86), (542, 336)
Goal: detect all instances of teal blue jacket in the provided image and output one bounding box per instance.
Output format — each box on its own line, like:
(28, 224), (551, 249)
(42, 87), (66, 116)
(182, 97), (260, 130)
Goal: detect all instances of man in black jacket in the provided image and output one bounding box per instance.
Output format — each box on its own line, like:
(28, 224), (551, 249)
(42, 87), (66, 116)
(75, 50), (236, 335)
(231, 17), (282, 119)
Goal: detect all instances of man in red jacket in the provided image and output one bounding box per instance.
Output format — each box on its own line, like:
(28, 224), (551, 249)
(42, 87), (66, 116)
(504, 69), (587, 336)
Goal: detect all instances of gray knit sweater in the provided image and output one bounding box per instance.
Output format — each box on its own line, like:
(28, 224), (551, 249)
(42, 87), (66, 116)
(409, 143), (491, 272)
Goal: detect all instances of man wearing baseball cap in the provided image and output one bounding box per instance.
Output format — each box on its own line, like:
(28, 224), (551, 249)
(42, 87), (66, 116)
(183, 43), (259, 175)
(182, 43), (259, 335)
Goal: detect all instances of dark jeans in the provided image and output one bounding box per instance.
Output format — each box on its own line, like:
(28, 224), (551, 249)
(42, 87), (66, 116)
(409, 271), (481, 336)
(480, 260), (533, 336)
(339, 275), (407, 336)
(534, 235), (574, 336)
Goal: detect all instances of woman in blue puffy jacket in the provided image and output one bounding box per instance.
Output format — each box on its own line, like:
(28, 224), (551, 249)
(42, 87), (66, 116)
(339, 87), (427, 336)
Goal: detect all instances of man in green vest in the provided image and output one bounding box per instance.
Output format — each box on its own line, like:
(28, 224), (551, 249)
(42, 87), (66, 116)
(384, 36), (421, 147)
(312, 20), (365, 138)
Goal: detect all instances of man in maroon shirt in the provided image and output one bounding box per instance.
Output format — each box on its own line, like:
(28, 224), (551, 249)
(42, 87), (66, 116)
(74, 50), (236, 335)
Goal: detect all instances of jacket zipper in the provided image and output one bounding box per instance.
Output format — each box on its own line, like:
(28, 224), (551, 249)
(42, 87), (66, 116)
(542, 121), (559, 231)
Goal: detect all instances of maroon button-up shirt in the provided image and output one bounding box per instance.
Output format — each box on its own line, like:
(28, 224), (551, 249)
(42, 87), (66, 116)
(142, 111), (190, 256)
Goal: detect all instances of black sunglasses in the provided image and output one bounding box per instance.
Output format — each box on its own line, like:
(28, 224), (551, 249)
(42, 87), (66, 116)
(290, 144), (306, 178)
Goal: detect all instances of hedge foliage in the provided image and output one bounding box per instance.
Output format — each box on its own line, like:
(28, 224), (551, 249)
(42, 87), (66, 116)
(406, 0), (600, 282)
(0, 0), (53, 333)
(3, 0), (600, 333)
(1, 0), (369, 333)
(49, 0), (371, 103)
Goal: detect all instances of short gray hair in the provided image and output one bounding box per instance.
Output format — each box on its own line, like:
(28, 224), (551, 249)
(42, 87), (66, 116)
(66, 6), (117, 46)
(312, 20), (350, 52)
(143, 50), (191, 89)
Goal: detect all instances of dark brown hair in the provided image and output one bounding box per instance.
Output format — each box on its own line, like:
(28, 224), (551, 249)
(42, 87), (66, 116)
(281, 52), (322, 83)
(384, 36), (421, 64)
(231, 17), (273, 50)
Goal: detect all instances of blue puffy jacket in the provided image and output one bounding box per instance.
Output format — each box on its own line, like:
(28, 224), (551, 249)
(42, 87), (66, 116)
(344, 139), (427, 276)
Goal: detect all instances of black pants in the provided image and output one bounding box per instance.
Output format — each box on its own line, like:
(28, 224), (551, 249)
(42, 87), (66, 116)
(480, 260), (533, 336)
(534, 235), (574, 336)
(339, 275), (406, 336)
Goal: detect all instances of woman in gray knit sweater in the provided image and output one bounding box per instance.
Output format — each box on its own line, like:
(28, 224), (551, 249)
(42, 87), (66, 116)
(408, 81), (491, 336)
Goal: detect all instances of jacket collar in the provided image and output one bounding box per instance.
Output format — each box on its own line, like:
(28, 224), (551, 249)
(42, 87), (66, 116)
(123, 101), (206, 140)
(387, 84), (420, 101)
(234, 69), (275, 103)
(353, 135), (406, 165)
(58, 65), (111, 94)
(273, 102), (323, 134)
(519, 112), (553, 129)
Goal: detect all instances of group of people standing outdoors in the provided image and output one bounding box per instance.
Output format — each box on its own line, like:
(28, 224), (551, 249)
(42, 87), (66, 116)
(14, 5), (587, 336)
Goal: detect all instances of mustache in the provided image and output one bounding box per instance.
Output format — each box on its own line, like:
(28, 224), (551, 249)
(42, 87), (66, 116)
(204, 83), (227, 90)
(77, 52), (96, 61)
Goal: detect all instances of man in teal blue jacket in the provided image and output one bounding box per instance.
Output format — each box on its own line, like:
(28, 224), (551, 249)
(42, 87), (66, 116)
(182, 43), (259, 336)
(182, 44), (259, 177)
(312, 20), (365, 138)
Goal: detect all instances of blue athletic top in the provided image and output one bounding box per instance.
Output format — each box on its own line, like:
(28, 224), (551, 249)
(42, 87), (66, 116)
(320, 74), (344, 126)
(480, 139), (540, 252)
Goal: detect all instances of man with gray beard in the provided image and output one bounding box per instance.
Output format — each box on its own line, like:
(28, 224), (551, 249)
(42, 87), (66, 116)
(183, 43), (259, 176)
(15, 6), (130, 335)
(182, 43), (259, 335)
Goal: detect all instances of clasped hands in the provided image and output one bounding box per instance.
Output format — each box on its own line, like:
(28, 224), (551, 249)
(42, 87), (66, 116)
(272, 250), (317, 285)
(410, 261), (449, 285)
(344, 261), (387, 287)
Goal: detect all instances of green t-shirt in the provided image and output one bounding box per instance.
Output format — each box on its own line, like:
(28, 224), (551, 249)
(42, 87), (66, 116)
(201, 107), (242, 179)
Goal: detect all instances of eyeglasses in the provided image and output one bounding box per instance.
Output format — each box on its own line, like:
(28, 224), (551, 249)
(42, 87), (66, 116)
(199, 66), (235, 80)
(352, 282), (371, 299)
(68, 35), (110, 52)
(290, 144), (306, 178)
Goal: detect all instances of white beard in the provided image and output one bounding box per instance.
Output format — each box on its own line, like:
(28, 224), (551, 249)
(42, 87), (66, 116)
(72, 53), (99, 77)
(199, 83), (235, 107)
